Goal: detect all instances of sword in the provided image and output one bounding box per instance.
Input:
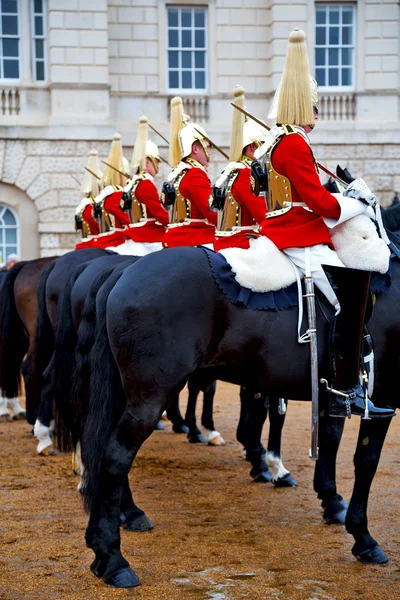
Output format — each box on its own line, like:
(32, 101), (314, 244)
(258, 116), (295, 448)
(84, 167), (101, 180)
(231, 103), (349, 189)
(194, 128), (229, 160)
(69, 173), (82, 187)
(148, 123), (170, 145)
(101, 160), (130, 179)
(303, 274), (319, 461)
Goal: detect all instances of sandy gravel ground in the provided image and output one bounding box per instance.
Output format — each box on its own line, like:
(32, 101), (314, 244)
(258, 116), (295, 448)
(0, 382), (399, 600)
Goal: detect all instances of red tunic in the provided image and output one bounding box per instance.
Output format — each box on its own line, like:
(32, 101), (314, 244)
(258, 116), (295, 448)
(162, 165), (217, 248)
(75, 203), (99, 250)
(260, 132), (341, 250)
(214, 167), (267, 251)
(126, 178), (169, 243)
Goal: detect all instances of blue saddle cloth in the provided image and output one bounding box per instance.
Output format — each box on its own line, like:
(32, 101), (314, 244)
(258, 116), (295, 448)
(201, 247), (298, 311)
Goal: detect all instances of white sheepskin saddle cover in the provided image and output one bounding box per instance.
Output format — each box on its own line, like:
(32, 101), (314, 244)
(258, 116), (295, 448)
(220, 215), (390, 294)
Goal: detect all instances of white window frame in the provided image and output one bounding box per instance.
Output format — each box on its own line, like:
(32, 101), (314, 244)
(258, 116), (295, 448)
(31, 0), (47, 83)
(0, 204), (19, 265)
(315, 3), (356, 91)
(166, 5), (208, 94)
(0, 0), (21, 84)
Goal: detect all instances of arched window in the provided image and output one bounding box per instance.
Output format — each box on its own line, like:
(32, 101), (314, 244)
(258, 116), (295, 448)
(0, 205), (19, 266)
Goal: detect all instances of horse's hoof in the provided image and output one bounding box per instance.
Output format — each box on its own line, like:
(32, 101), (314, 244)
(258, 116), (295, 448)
(172, 423), (189, 434)
(123, 513), (154, 532)
(352, 544), (389, 564)
(38, 445), (57, 456)
(274, 473), (297, 488)
(154, 421), (165, 431)
(188, 432), (206, 443)
(0, 413), (12, 423)
(251, 468), (273, 483)
(12, 412), (26, 420)
(207, 431), (225, 446)
(323, 508), (347, 525)
(104, 567), (140, 588)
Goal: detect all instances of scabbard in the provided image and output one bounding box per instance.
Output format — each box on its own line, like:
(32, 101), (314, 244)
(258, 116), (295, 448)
(304, 275), (319, 460)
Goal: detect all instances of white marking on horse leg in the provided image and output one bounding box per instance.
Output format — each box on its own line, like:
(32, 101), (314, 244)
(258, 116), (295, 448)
(72, 442), (83, 476)
(0, 394), (9, 417)
(6, 396), (25, 417)
(33, 419), (53, 454)
(206, 430), (225, 446)
(265, 451), (289, 481)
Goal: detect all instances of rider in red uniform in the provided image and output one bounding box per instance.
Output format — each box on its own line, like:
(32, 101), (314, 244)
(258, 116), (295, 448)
(75, 149), (102, 250)
(214, 86), (272, 251)
(256, 29), (393, 419)
(162, 96), (217, 249)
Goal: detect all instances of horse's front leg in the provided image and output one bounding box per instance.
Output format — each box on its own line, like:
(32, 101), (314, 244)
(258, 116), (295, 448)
(314, 413), (347, 525)
(265, 398), (297, 487)
(200, 381), (225, 446)
(346, 416), (393, 564)
(33, 356), (56, 455)
(185, 380), (205, 443)
(120, 475), (153, 532)
(166, 392), (188, 434)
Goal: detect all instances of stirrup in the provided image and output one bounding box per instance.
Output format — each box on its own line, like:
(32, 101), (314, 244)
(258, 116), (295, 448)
(320, 378), (355, 419)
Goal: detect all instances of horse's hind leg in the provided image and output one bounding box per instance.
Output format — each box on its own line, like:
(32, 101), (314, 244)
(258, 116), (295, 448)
(265, 398), (297, 488)
(346, 416), (392, 564)
(185, 381), (205, 443)
(200, 381), (225, 446)
(85, 401), (165, 588)
(33, 356), (56, 455)
(120, 475), (153, 532)
(236, 387), (272, 483)
(314, 414), (347, 525)
(166, 393), (188, 434)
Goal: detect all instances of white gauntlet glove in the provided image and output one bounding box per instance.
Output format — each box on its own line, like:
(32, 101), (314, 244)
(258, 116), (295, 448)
(344, 178), (389, 244)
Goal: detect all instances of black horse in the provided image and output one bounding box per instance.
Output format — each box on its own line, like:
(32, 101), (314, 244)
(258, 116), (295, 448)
(75, 237), (398, 588)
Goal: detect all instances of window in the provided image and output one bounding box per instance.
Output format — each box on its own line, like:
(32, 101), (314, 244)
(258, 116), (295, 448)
(0, 205), (19, 265)
(167, 6), (207, 92)
(315, 4), (355, 87)
(31, 0), (46, 81)
(0, 0), (20, 80)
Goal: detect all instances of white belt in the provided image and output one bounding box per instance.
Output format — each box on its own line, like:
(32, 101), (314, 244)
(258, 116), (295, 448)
(185, 218), (207, 223)
(283, 201), (307, 207)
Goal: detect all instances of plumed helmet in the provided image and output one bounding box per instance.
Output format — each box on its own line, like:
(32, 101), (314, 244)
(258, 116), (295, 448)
(101, 133), (128, 188)
(269, 29), (317, 126)
(131, 116), (161, 173)
(80, 149), (102, 198)
(229, 86), (272, 161)
(169, 96), (209, 167)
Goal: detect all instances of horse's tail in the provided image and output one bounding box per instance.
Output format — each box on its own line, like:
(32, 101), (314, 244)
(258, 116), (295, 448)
(81, 269), (127, 512)
(31, 262), (57, 417)
(53, 263), (90, 452)
(71, 267), (118, 448)
(0, 261), (29, 397)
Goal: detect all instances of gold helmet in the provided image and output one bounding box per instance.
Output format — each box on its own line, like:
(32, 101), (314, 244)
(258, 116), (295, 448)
(169, 96), (209, 168)
(100, 133), (128, 188)
(131, 116), (161, 174)
(80, 149), (102, 198)
(269, 29), (318, 126)
(229, 86), (272, 162)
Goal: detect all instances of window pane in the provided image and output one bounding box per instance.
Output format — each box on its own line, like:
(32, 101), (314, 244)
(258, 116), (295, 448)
(34, 16), (43, 36)
(36, 61), (45, 81)
(181, 29), (191, 48)
(182, 70), (192, 88)
(328, 68), (339, 86)
(2, 0), (17, 13)
(194, 10), (205, 28)
(34, 0), (43, 13)
(316, 27), (326, 45)
(315, 47), (325, 67)
(329, 9), (339, 25)
(35, 39), (44, 59)
(342, 9), (353, 25)
(168, 50), (178, 68)
(169, 70), (179, 88)
(328, 48), (339, 66)
(3, 59), (19, 78)
(2, 15), (18, 35)
(342, 68), (352, 86)
(329, 27), (339, 45)
(194, 51), (204, 68)
(195, 29), (205, 48)
(341, 48), (351, 66)
(3, 210), (15, 225)
(315, 68), (325, 87)
(316, 9), (326, 25)
(342, 27), (352, 45)
(168, 29), (178, 48)
(5, 229), (16, 244)
(168, 9), (178, 27)
(195, 70), (205, 89)
(182, 51), (191, 68)
(181, 10), (191, 27)
(3, 38), (18, 57)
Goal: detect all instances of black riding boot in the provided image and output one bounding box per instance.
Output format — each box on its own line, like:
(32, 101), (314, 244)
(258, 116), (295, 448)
(323, 265), (395, 419)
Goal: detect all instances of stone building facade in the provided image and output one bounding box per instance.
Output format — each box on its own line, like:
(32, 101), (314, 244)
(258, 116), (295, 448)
(0, 0), (399, 261)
